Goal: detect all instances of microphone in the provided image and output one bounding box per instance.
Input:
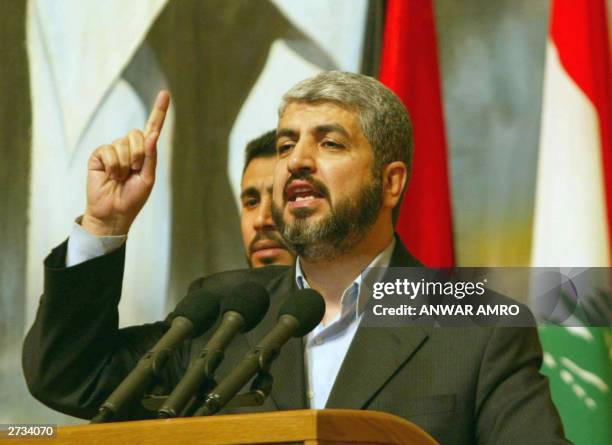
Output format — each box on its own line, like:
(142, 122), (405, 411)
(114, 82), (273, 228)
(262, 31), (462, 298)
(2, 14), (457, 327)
(90, 288), (221, 423)
(194, 288), (325, 416)
(157, 282), (270, 418)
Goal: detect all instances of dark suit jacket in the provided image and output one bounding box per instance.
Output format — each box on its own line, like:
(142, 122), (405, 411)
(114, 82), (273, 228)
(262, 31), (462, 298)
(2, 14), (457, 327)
(23, 239), (569, 444)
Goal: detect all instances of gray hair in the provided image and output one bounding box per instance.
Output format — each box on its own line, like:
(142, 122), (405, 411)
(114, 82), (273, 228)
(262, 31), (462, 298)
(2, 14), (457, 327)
(278, 71), (413, 178)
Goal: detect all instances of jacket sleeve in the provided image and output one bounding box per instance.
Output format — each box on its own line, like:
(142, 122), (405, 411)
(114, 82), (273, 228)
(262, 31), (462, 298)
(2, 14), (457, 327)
(475, 325), (572, 445)
(22, 240), (183, 420)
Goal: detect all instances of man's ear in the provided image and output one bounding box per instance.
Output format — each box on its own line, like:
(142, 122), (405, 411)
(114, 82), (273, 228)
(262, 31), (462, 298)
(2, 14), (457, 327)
(382, 161), (408, 210)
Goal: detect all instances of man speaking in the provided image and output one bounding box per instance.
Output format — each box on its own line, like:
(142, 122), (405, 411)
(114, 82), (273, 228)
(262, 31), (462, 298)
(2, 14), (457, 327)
(23, 72), (569, 444)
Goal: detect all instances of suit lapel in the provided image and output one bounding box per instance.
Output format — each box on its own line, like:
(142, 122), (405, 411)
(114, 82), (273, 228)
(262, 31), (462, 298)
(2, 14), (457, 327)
(244, 266), (307, 410)
(326, 238), (428, 409)
(244, 237), (425, 411)
(388, 235), (423, 268)
(325, 322), (428, 409)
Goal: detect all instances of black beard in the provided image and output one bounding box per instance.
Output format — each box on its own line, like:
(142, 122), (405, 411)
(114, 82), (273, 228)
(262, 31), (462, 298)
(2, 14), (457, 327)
(272, 177), (383, 262)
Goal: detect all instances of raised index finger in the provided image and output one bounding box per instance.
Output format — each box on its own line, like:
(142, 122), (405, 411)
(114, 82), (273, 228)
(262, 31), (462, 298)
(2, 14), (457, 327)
(145, 90), (171, 136)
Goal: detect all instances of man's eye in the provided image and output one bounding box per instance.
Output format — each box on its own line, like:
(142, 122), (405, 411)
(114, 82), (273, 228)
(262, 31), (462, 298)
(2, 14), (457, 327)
(243, 198), (259, 209)
(277, 143), (293, 156)
(322, 140), (342, 149)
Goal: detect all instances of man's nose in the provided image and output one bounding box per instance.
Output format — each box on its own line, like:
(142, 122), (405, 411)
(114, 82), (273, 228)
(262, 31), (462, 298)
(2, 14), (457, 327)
(287, 140), (316, 174)
(254, 196), (276, 231)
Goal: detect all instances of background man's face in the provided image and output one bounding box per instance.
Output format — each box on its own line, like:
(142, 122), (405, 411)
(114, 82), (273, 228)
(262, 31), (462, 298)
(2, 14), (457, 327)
(240, 156), (294, 267)
(272, 101), (382, 260)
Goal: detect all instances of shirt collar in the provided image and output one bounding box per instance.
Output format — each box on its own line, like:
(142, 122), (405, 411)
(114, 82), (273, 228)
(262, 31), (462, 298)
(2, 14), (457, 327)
(294, 237), (396, 312)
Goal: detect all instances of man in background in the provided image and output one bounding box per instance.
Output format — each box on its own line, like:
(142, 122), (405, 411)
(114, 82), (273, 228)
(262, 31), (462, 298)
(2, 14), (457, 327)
(240, 130), (294, 267)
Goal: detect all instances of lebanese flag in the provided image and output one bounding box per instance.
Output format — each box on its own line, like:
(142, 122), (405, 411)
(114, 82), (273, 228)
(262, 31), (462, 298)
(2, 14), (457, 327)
(380, 0), (455, 267)
(531, 0), (612, 267)
(532, 1), (611, 442)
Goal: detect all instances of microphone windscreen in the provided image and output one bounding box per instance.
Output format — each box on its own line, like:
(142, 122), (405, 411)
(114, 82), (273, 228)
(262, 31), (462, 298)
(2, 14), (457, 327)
(223, 282), (270, 332)
(278, 288), (325, 336)
(172, 288), (221, 337)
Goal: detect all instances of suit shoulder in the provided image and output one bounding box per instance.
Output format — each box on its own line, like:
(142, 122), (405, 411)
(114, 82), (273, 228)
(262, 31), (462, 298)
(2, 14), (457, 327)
(188, 265), (290, 294)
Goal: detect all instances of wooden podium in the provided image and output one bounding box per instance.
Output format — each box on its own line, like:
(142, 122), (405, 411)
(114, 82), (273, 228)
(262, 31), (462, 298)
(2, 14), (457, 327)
(12, 410), (439, 445)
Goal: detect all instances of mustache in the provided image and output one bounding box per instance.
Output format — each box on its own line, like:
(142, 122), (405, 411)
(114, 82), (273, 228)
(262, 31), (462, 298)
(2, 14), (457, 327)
(283, 172), (330, 202)
(248, 230), (289, 254)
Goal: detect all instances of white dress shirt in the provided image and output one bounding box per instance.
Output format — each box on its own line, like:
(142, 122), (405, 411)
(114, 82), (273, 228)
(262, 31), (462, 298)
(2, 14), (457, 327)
(295, 238), (396, 409)
(66, 220), (126, 266)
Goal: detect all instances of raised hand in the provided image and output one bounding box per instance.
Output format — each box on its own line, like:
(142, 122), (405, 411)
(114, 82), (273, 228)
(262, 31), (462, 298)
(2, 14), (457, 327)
(82, 91), (170, 236)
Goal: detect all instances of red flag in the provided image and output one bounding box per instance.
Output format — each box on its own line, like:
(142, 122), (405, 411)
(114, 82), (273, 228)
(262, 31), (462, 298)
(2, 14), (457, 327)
(532, 2), (611, 442)
(551, 0), (612, 255)
(532, 0), (612, 267)
(380, 0), (454, 267)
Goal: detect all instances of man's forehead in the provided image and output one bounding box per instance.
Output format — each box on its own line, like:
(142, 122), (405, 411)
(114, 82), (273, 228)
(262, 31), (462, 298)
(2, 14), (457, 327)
(278, 101), (360, 131)
(241, 156), (276, 190)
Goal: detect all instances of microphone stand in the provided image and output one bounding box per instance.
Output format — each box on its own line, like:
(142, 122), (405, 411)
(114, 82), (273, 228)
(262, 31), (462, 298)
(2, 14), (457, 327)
(193, 370), (274, 416)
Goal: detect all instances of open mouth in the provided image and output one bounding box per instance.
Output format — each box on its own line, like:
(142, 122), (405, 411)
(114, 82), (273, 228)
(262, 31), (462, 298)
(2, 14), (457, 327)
(285, 180), (326, 204)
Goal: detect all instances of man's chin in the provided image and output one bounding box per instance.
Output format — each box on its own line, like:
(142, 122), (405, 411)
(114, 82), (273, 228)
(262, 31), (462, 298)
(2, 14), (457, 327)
(285, 205), (323, 221)
(294, 208), (317, 219)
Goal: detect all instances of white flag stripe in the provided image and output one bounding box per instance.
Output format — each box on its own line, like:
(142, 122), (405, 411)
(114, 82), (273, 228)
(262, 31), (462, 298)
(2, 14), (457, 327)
(531, 40), (609, 268)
